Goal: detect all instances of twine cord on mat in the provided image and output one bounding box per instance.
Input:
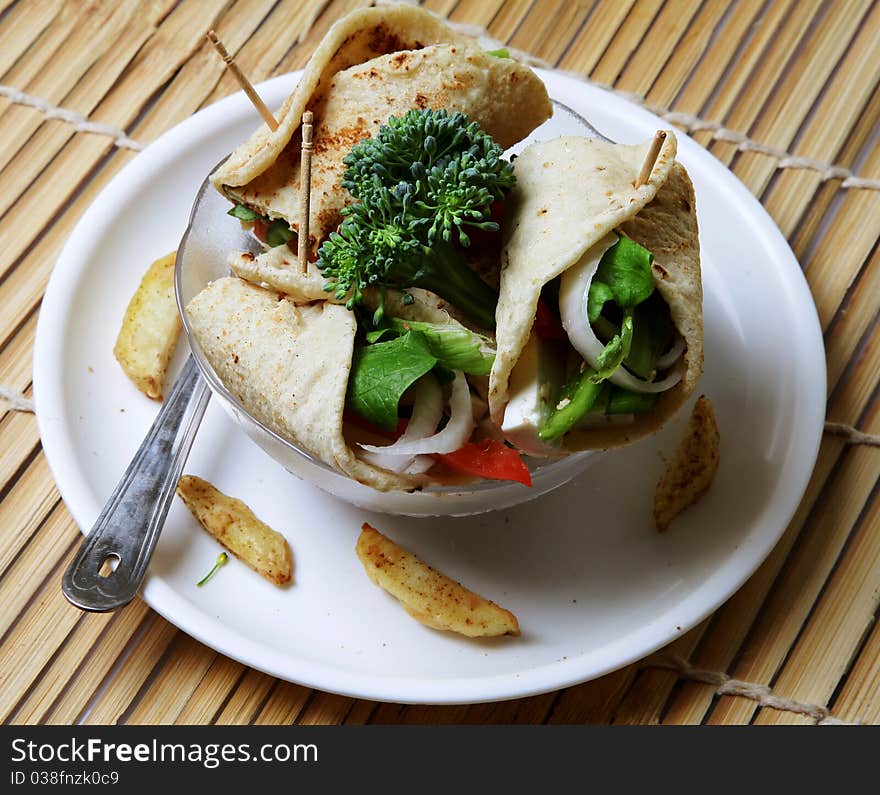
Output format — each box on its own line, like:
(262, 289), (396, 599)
(0, 386), (34, 413)
(3, 384), (874, 449)
(644, 653), (858, 725)
(823, 421), (880, 447)
(442, 14), (880, 192)
(569, 81), (880, 190)
(0, 85), (143, 151)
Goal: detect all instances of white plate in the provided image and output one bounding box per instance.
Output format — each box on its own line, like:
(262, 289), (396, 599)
(34, 70), (825, 705)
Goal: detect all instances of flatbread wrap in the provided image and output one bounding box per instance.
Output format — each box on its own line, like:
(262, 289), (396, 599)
(489, 132), (703, 454)
(185, 274), (508, 492)
(212, 4), (551, 257)
(185, 276), (430, 492)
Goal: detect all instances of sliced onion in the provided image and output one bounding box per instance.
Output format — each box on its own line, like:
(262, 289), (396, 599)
(358, 449), (416, 474)
(558, 233), (618, 363)
(398, 375), (445, 442)
(615, 363), (683, 393)
(357, 375), (443, 472)
(358, 449), (436, 475)
(559, 234), (683, 394)
(404, 455), (437, 475)
(654, 334), (686, 370)
(360, 371), (474, 456)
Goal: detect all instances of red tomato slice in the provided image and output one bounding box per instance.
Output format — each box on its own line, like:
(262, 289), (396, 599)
(436, 438), (532, 486)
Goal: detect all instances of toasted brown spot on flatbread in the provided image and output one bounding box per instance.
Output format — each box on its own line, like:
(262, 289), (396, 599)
(652, 262), (670, 279)
(368, 23), (416, 54)
(317, 206), (345, 237)
(311, 119), (370, 156)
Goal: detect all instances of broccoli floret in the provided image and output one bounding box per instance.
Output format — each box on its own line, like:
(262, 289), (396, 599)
(317, 109), (514, 329)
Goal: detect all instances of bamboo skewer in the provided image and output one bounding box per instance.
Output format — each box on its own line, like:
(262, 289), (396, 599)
(206, 30), (278, 131)
(206, 30), (312, 270)
(298, 111), (314, 273)
(635, 130), (667, 187)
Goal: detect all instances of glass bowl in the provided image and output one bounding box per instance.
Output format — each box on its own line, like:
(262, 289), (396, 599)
(175, 102), (601, 517)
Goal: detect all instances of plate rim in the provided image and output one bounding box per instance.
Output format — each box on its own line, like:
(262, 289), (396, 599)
(33, 68), (826, 705)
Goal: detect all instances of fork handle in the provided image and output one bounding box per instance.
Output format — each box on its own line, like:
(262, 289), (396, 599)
(62, 356), (210, 612)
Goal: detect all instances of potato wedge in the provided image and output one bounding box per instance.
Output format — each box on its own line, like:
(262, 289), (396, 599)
(177, 475), (293, 586)
(654, 395), (720, 532)
(113, 251), (181, 400)
(356, 523), (519, 638)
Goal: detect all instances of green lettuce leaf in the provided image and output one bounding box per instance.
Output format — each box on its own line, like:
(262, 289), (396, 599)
(387, 318), (494, 375)
(365, 328), (396, 344)
(587, 280), (615, 323)
(593, 235), (655, 309)
(606, 387), (656, 414)
(346, 331), (437, 430)
(364, 317), (494, 375)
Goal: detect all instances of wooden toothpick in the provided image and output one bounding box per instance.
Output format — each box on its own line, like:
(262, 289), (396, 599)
(635, 130), (667, 187)
(298, 110), (314, 273)
(206, 30), (278, 131)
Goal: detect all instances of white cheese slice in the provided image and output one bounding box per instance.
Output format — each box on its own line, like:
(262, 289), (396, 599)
(501, 331), (564, 457)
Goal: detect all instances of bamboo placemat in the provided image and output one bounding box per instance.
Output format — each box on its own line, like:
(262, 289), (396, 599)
(1, 0), (878, 726)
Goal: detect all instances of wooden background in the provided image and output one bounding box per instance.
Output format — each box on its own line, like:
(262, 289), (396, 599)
(1, 0), (879, 725)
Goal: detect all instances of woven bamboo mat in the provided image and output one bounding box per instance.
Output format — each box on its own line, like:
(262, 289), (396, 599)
(1, 0), (878, 726)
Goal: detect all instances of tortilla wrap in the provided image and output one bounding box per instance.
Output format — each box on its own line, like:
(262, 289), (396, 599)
(229, 244), (500, 331)
(212, 5), (551, 255)
(185, 276), (429, 492)
(489, 132), (703, 451)
(230, 246), (329, 303)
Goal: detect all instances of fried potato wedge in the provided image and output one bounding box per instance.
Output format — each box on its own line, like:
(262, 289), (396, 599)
(113, 251), (181, 400)
(356, 523), (519, 637)
(654, 395), (720, 532)
(177, 475), (293, 586)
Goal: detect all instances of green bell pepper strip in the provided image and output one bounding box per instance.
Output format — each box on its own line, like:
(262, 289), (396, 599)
(539, 366), (605, 441)
(606, 388), (657, 415)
